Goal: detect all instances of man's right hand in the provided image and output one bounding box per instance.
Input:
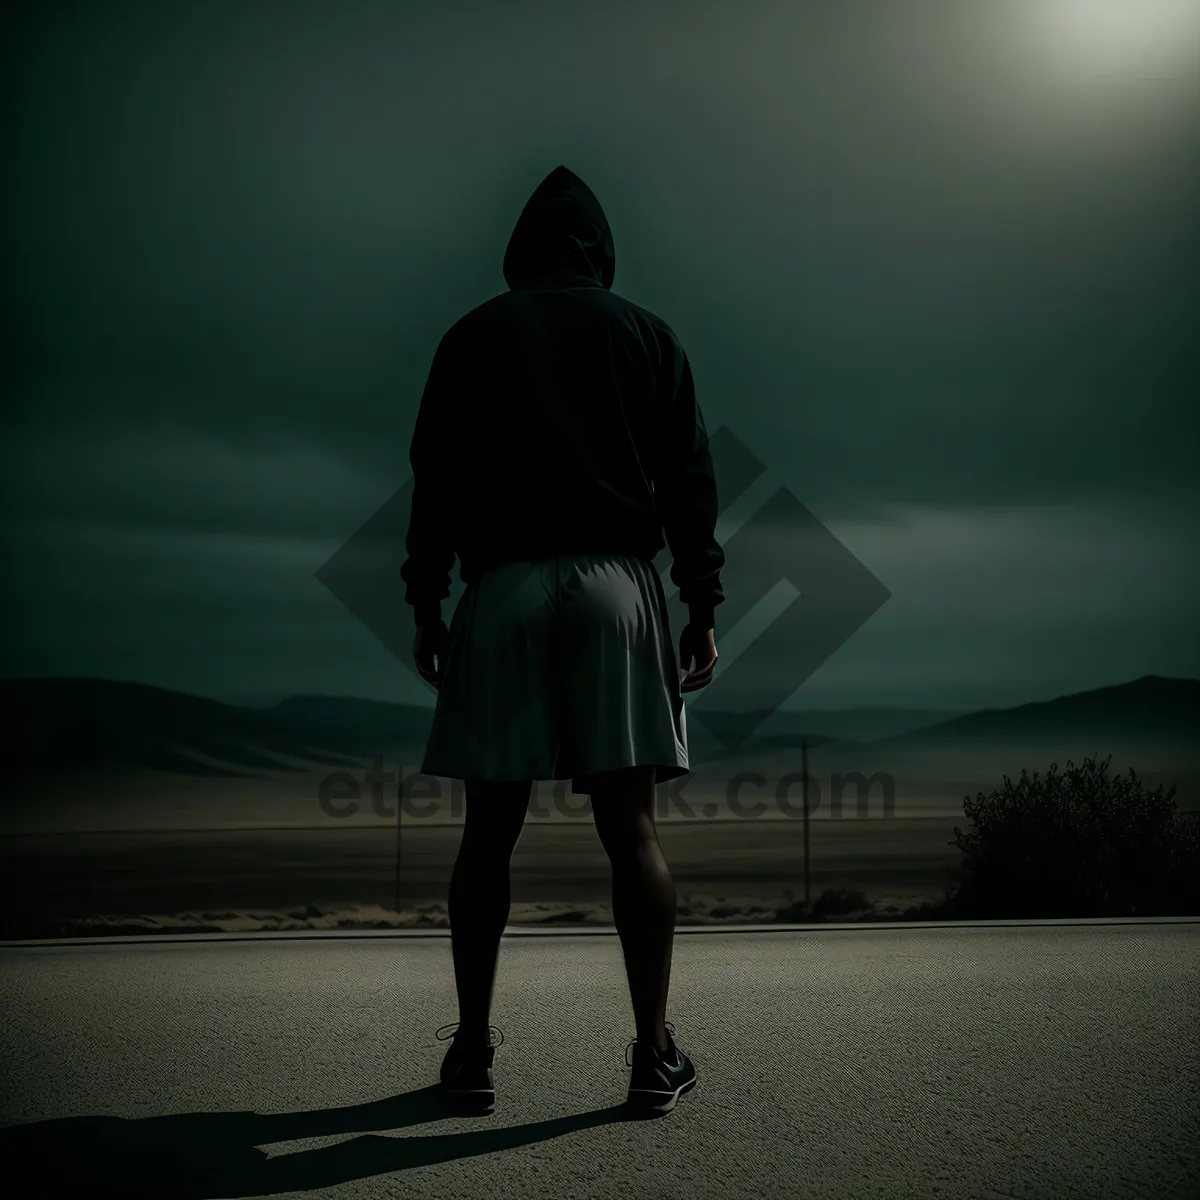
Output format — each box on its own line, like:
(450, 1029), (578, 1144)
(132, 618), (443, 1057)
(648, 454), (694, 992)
(679, 624), (718, 693)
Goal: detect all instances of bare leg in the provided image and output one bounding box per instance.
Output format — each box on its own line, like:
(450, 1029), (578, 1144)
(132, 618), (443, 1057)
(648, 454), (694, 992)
(447, 778), (531, 1048)
(590, 765), (674, 1053)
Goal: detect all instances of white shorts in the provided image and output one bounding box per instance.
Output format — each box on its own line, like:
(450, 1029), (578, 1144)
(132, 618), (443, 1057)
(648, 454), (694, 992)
(420, 553), (689, 794)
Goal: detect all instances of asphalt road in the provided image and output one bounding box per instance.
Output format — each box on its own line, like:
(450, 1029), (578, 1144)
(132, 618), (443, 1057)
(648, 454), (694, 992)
(1, 921), (1197, 1199)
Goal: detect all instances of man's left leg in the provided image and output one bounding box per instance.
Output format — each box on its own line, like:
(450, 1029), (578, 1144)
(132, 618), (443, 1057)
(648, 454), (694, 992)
(447, 778), (531, 1046)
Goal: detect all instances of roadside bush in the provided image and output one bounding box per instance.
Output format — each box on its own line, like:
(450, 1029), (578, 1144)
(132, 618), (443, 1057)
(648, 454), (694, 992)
(942, 754), (1199, 919)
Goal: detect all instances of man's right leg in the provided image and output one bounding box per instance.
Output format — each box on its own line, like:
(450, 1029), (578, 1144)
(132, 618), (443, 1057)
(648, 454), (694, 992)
(590, 765), (675, 1054)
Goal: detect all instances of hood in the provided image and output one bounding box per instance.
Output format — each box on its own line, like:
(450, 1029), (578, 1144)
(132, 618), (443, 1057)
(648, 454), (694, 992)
(502, 165), (615, 290)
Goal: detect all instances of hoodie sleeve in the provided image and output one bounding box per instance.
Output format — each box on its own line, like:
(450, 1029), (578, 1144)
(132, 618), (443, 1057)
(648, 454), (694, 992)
(655, 340), (725, 630)
(399, 326), (461, 627)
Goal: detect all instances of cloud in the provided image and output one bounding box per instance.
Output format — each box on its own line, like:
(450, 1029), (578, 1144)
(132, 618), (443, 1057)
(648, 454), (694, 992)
(4, 1), (1197, 706)
(703, 499), (1200, 708)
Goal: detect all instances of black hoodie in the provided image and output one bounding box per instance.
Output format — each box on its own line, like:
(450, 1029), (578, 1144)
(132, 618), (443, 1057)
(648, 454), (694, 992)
(400, 165), (725, 630)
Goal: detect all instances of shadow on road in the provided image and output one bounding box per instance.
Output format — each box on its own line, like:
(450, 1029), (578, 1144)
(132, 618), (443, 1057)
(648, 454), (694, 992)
(0, 1083), (632, 1197)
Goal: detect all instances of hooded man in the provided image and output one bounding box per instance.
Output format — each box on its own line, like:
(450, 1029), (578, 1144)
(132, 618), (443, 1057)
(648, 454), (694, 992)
(401, 165), (723, 1116)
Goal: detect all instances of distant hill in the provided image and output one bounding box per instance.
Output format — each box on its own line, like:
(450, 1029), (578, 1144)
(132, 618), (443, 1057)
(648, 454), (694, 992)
(210, 692), (292, 710)
(265, 694), (435, 747)
(5, 675), (1195, 782)
(682, 706), (966, 761)
(1, 677), (389, 778)
(869, 675), (1199, 751)
(739, 707), (966, 746)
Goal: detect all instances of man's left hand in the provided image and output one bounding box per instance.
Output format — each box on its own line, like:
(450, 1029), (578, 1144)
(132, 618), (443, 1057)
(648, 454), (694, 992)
(414, 620), (449, 688)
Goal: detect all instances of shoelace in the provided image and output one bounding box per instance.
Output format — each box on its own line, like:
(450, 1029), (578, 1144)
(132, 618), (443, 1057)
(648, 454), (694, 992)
(436, 1022), (505, 1049)
(625, 1020), (676, 1067)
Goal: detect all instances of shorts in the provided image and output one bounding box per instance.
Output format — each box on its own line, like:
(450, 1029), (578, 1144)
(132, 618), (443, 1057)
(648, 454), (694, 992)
(420, 552), (689, 794)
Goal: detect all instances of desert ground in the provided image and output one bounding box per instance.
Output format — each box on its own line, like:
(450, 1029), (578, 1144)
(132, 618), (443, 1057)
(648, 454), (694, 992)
(0, 813), (962, 930)
(3, 714), (1195, 935)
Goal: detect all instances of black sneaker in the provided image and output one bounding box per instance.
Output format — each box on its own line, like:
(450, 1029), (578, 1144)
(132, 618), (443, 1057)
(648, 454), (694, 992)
(625, 1022), (697, 1115)
(436, 1023), (503, 1106)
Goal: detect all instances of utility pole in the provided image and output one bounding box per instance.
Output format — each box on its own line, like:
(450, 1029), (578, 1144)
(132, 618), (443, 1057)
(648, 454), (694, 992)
(400, 772), (410, 912)
(802, 738), (811, 912)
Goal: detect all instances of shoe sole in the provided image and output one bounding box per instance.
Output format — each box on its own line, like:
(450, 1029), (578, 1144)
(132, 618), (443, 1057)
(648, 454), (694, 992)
(626, 1074), (697, 1115)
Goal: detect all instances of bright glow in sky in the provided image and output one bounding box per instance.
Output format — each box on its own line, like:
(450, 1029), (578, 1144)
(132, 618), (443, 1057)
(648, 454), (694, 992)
(1012, 0), (1200, 94)
(6, 2), (1200, 709)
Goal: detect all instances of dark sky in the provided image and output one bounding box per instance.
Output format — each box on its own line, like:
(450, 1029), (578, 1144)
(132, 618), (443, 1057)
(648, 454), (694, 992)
(4, 0), (1199, 710)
